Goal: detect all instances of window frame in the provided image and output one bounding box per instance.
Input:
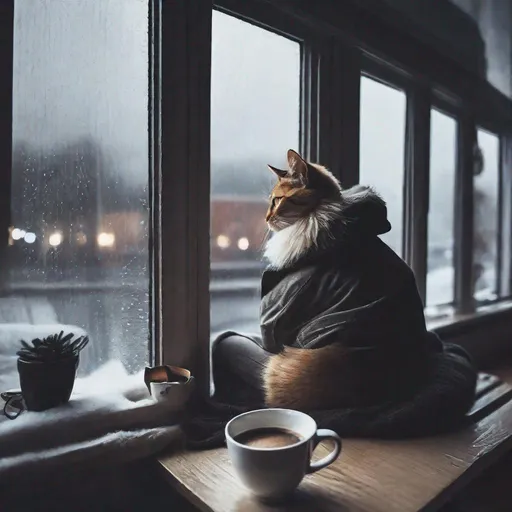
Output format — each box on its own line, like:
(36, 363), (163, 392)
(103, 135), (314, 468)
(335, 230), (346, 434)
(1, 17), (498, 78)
(360, 56), (432, 300)
(500, 132), (512, 299)
(0, 1), (14, 293)
(3, 0), (512, 391)
(156, 0), (212, 394)
(454, 113), (477, 314)
(358, 69), (410, 260)
(359, 54), (511, 318)
(424, 103), (459, 313)
(473, 125), (503, 305)
(201, 1), (512, 345)
(157, 0), (350, 391)
(151, 0), (512, 377)
(212, 0), (356, 174)
(403, 84), (430, 304)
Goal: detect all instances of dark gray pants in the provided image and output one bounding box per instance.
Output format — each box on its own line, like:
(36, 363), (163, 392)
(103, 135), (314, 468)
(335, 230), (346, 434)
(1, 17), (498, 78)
(212, 332), (271, 407)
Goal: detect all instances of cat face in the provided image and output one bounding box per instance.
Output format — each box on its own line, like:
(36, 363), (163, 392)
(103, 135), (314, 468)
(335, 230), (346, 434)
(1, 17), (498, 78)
(266, 150), (341, 232)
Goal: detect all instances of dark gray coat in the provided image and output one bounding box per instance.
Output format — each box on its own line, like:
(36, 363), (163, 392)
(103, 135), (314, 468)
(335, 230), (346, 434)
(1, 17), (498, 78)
(185, 188), (477, 449)
(260, 188), (438, 364)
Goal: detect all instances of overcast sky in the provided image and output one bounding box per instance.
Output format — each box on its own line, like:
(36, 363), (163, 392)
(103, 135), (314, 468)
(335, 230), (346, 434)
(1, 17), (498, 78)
(13, 0), (149, 186)
(12, 1), (500, 254)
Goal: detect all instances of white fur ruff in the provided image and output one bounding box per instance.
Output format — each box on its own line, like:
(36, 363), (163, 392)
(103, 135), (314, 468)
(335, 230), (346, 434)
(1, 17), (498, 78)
(264, 200), (344, 269)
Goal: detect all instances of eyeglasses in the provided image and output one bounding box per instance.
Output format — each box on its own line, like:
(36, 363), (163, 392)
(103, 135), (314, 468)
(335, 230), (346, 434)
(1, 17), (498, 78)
(1, 390), (25, 420)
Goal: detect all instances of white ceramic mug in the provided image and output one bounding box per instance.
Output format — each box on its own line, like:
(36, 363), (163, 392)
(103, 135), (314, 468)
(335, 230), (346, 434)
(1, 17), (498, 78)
(145, 365), (194, 408)
(225, 408), (342, 501)
(149, 379), (194, 408)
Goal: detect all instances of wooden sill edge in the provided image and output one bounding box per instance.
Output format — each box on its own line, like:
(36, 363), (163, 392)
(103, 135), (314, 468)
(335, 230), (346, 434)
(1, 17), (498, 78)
(156, 394), (512, 512)
(155, 307), (512, 511)
(156, 435), (216, 512)
(428, 300), (512, 335)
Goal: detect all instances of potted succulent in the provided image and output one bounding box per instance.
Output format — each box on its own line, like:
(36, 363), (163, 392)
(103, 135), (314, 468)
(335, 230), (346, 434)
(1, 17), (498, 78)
(16, 331), (89, 411)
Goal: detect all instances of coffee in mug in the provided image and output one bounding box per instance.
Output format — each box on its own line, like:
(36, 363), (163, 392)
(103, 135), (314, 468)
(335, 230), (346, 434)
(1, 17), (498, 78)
(234, 427), (303, 449)
(225, 408), (342, 501)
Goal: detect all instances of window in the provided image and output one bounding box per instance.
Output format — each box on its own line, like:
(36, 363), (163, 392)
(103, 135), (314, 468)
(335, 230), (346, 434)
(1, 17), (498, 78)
(210, 11), (300, 336)
(3, 0), (512, 395)
(426, 109), (457, 309)
(473, 128), (500, 302)
(359, 76), (407, 256)
(9, 0), (150, 377)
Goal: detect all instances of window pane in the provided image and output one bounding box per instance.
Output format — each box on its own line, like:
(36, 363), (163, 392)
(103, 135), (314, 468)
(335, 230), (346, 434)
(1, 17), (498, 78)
(210, 11), (300, 336)
(426, 110), (457, 309)
(474, 129), (500, 301)
(359, 76), (406, 256)
(8, 0), (150, 384)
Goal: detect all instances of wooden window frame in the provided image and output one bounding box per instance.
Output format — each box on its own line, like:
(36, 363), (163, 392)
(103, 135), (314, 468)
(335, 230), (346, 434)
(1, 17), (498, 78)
(0, 1), (14, 292)
(156, 0), (342, 393)
(426, 101), (460, 314)
(156, 0), (212, 394)
(500, 132), (512, 299)
(3, 0), (512, 393)
(155, 0), (512, 382)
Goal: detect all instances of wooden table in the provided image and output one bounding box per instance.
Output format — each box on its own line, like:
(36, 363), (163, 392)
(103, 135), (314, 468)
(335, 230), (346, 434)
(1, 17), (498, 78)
(158, 375), (512, 512)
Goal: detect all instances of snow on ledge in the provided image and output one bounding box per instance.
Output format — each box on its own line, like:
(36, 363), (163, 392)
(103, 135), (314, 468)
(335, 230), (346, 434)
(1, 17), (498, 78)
(0, 359), (182, 480)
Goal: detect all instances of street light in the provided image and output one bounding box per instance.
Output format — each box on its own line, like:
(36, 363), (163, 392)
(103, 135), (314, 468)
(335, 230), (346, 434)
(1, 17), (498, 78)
(97, 232), (115, 248)
(49, 232), (63, 247)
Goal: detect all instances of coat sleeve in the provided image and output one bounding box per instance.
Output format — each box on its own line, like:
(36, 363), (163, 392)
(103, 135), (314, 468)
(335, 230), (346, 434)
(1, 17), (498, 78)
(260, 267), (361, 350)
(259, 268), (316, 352)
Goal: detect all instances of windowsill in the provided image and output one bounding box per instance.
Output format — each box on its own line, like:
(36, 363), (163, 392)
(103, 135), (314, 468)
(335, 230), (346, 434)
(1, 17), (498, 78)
(157, 370), (512, 512)
(0, 360), (181, 482)
(428, 299), (512, 337)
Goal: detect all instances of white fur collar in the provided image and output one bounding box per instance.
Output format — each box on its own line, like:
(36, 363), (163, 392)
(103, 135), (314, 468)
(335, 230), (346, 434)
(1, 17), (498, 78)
(264, 200), (344, 269)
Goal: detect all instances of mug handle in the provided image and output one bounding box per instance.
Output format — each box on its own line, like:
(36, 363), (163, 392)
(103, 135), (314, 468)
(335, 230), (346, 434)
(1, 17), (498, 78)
(307, 429), (342, 474)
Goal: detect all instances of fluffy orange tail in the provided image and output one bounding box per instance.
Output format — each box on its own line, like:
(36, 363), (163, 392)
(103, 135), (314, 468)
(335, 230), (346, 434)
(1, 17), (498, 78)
(263, 344), (352, 410)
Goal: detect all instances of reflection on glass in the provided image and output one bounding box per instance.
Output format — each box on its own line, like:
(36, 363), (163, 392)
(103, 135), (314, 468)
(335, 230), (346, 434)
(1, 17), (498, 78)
(9, 0), (150, 385)
(210, 11), (300, 335)
(359, 76), (406, 255)
(474, 129), (500, 301)
(426, 110), (457, 308)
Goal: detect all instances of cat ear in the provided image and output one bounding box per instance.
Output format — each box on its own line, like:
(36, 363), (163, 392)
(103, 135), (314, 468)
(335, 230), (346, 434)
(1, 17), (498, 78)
(268, 164), (288, 179)
(287, 149), (308, 184)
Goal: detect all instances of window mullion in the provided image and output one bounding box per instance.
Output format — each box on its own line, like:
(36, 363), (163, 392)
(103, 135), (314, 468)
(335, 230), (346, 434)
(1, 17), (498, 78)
(454, 115), (476, 314)
(0, 2), (14, 290)
(159, 0), (212, 394)
(403, 86), (431, 304)
(300, 44), (320, 161)
(148, 0), (161, 368)
(499, 133), (512, 298)
(320, 43), (361, 186)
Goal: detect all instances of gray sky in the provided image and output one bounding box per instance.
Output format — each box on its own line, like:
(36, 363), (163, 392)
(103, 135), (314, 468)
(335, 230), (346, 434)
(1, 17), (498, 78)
(13, 0), (149, 185)
(211, 11), (300, 164)
(12, 1), (501, 261)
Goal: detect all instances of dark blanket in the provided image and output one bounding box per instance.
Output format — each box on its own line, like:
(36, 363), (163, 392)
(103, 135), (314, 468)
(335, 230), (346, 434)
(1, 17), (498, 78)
(184, 341), (477, 450)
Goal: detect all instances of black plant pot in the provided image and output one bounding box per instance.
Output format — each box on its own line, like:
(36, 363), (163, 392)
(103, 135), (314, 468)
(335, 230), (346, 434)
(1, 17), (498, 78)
(17, 356), (79, 412)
